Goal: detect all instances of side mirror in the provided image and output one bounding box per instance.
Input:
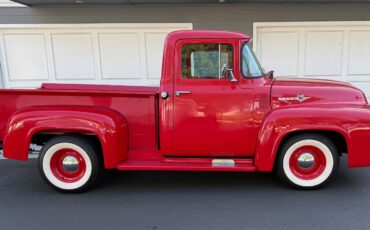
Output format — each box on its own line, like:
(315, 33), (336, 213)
(267, 70), (274, 79)
(221, 64), (238, 83)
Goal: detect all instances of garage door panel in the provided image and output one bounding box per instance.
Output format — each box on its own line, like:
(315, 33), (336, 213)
(52, 33), (95, 80)
(304, 31), (343, 77)
(259, 32), (299, 77)
(144, 33), (166, 79)
(348, 31), (370, 76)
(255, 22), (370, 99)
(3, 34), (48, 81)
(98, 33), (141, 79)
(0, 24), (192, 88)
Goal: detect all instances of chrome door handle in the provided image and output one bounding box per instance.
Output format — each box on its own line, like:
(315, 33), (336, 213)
(175, 90), (192, 97)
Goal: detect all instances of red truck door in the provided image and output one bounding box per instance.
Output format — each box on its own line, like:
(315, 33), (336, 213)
(170, 39), (255, 157)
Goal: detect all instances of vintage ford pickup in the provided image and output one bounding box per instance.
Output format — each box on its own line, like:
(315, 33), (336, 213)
(1, 30), (369, 192)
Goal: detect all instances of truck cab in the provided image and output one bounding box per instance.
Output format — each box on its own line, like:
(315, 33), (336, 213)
(159, 31), (271, 158)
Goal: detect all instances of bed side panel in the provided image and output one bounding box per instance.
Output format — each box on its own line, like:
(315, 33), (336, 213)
(0, 90), (158, 150)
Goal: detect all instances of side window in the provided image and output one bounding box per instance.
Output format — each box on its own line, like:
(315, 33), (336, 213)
(182, 44), (233, 79)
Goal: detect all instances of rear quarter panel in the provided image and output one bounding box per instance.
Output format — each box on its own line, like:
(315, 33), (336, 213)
(0, 88), (158, 150)
(3, 106), (129, 168)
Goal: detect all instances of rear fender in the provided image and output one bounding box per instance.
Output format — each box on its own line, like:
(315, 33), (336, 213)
(3, 106), (128, 169)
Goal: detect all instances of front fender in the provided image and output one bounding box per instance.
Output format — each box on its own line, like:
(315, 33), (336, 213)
(3, 105), (128, 169)
(254, 104), (370, 171)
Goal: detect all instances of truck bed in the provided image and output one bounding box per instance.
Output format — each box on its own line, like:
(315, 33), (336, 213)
(0, 83), (159, 150)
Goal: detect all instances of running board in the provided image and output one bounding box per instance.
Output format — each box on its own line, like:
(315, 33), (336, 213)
(115, 158), (256, 172)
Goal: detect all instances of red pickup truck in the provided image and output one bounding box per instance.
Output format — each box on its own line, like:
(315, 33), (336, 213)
(1, 30), (369, 192)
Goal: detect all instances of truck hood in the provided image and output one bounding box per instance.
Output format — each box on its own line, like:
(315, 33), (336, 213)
(271, 78), (367, 109)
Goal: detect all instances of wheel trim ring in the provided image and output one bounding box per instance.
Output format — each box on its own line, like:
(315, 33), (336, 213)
(283, 139), (334, 187)
(50, 148), (87, 183)
(289, 146), (327, 180)
(42, 143), (92, 190)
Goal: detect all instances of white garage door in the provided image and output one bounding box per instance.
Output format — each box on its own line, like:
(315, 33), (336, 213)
(0, 23), (192, 88)
(254, 21), (370, 99)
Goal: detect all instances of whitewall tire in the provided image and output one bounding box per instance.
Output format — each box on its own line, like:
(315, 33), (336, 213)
(276, 134), (339, 189)
(38, 135), (101, 193)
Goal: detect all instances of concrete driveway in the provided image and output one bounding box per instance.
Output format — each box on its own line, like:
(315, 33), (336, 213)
(0, 156), (369, 230)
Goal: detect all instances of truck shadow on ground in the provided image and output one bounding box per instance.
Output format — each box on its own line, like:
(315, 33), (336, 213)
(0, 155), (365, 195)
(96, 155), (361, 193)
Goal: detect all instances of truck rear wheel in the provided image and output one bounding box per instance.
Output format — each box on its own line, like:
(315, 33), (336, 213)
(276, 134), (339, 189)
(38, 135), (101, 193)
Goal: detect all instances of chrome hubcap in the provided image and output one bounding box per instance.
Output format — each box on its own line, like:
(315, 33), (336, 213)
(62, 156), (79, 172)
(297, 153), (315, 169)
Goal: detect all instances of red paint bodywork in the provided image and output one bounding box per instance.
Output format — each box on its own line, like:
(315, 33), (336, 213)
(1, 30), (370, 173)
(50, 148), (87, 182)
(4, 106), (129, 168)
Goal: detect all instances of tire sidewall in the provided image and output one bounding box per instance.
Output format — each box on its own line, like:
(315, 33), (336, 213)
(38, 135), (100, 193)
(277, 134), (339, 189)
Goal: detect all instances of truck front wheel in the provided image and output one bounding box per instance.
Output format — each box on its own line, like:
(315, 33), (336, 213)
(276, 134), (339, 189)
(38, 135), (101, 193)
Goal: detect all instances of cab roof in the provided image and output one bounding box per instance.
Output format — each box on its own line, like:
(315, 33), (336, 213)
(166, 30), (251, 41)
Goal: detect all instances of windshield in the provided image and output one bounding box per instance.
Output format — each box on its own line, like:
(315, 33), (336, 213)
(241, 42), (264, 78)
